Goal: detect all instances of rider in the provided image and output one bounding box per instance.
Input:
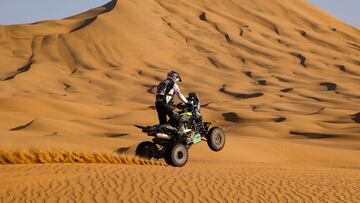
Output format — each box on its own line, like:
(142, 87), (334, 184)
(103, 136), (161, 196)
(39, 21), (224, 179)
(155, 71), (188, 125)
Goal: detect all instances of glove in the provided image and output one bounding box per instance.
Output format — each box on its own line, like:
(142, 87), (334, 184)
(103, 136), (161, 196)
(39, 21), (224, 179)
(187, 101), (194, 107)
(176, 102), (185, 109)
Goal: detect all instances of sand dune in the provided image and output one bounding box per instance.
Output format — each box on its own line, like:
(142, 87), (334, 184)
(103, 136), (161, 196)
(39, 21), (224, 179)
(0, 0), (359, 202)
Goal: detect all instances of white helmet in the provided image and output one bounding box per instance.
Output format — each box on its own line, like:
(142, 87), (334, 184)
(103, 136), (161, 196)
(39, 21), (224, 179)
(167, 71), (182, 82)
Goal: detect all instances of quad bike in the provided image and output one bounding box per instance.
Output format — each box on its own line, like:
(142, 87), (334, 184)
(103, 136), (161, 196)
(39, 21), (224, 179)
(135, 92), (225, 167)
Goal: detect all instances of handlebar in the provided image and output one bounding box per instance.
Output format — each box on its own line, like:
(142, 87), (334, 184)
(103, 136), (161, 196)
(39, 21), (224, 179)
(176, 102), (195, 110)
(176, 102), (186, 109)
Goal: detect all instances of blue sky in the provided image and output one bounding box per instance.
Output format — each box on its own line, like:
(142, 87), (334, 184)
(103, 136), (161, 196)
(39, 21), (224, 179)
(0, 0), (359, 28)
(308, 0), (359, 28)
(0, 0), (109, 25)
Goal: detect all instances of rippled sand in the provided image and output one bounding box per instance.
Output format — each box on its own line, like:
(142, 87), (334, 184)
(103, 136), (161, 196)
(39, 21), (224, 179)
(0, 0), (359, 202)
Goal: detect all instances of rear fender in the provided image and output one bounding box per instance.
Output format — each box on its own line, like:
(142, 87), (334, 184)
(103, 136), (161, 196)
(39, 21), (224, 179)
(134, 125), (148, 132)
(134, 125), (159, 133)
(203, 122), (212, 131)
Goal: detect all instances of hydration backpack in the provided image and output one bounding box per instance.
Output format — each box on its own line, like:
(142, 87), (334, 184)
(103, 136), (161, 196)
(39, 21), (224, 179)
(156, 79), (175, 104)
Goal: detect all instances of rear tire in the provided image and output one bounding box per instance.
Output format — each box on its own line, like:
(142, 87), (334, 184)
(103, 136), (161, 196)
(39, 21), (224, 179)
(135, 141), (158, 159)
(166, 143), (188, 167)
(207, 127), (225, 151)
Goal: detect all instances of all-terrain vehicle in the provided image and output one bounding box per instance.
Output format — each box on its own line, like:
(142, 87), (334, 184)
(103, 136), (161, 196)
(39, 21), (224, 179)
(135, 92), (225, 167)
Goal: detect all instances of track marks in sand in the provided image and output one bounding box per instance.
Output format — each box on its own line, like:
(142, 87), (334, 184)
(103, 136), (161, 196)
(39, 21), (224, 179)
(10, 119), (36, 131)
(0, 148), (164, 166)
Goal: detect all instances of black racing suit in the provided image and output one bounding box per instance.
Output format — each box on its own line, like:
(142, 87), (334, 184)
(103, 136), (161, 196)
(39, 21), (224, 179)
(155, 78), (188, 125)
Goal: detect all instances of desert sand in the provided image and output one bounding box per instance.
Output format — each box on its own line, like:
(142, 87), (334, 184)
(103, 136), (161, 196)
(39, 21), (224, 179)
(0, 0), (360, 202)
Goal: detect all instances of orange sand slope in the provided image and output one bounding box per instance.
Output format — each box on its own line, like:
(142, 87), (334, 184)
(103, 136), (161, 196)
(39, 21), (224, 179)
(0, 0), (360, 202)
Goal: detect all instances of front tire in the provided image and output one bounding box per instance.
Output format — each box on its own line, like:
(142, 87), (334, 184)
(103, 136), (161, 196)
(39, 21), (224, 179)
(135, 141), (158, 159)
(207, 127), (225, 151)
(166, 143), (188, 167)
